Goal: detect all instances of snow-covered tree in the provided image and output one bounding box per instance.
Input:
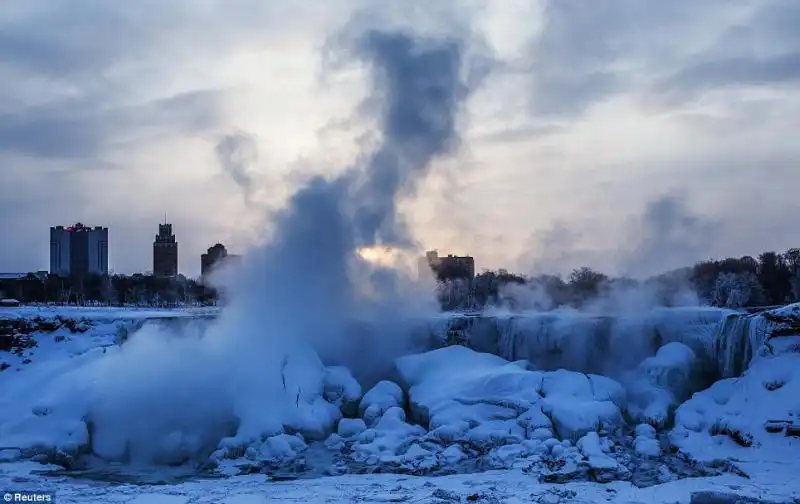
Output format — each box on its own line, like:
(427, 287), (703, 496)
(710, 271), (765, 308)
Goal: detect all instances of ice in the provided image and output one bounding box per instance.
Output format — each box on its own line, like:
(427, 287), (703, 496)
(2, 303), (800, 496)
(430, 307), (758, 380)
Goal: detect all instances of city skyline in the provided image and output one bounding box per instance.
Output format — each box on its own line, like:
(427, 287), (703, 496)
(2, 1), (800, 279)
(40, 220), (240, 279)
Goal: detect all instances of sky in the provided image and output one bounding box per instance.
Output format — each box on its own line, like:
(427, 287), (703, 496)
(1, 0), (799, 279)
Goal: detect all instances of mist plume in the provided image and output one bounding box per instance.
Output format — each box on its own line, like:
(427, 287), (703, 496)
(82, 21), (490, 464)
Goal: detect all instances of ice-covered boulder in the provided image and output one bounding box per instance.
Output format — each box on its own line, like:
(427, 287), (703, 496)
(539, 369), (626, 441)
(323, 366), (362, 417)
(358, 381), (404, 427)
(350, 407), (426, 465)
(337, 418), (367, 438)
(625, 342), (703, 428)
(395, 346), (544, 437)
(395, 346), (626, 446)
(633, 423), (661, 457)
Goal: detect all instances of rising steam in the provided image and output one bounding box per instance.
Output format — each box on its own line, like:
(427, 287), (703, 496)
(81, 23), (489, 464)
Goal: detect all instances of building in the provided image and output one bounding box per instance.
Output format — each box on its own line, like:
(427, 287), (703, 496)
(420, 250), (475, 280)
(153, 223), (178, 277)
(201, 244), (232, 277)
(50, 223), (108, 277)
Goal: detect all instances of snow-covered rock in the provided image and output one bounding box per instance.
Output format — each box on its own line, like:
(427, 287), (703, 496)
(350, 407), (426, 464)
(539, 370), (626, 441)
(395, 346), (627, 449)
(625, 342), (703, 428)
(358, 381), (404, 427)
(578, 432), (630, 483)
(395, 346), (543, 432)
(337, 418), (367, 438)
(671, 352), (800, 457)
(323, 366), (362, 417)
(634, 423), (661, 457)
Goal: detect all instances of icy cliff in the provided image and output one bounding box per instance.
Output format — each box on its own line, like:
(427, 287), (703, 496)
(428, 306), (788, 383)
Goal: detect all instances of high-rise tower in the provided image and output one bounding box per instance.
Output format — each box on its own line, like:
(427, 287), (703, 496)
(153, 221), (178, 277)
(49, 223), (109, 277)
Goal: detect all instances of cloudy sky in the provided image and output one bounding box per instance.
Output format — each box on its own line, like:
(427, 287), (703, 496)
(1, 0), (798, 278)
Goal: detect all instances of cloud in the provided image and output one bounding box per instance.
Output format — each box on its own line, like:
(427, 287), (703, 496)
(0, 90), (224, 159)
(215, 132), (260, 205)
(618, 195), (721, 279)
(1, 0), (800, 280)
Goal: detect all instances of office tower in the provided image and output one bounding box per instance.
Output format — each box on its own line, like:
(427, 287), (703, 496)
(153, 222), (179, 277)
(50, 223), (109, 277)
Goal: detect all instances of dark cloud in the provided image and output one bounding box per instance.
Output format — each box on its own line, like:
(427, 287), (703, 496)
(0, 0), (281, 161)
(526, 0), (693, 118)
(0, 1), (279, 80)
(0, 90), (223, 159)
(524, 0), (800, 117)
(661, 53), (800, 98)
(655, 1), (800, 103)
(346, 30), (489, 246)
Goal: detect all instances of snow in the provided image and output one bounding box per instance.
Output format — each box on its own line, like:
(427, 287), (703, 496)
(2, 306), (800, 503)
(671, 352), (800, 459)
(5, 464), (797, 504)
(0, 305), (218, 321)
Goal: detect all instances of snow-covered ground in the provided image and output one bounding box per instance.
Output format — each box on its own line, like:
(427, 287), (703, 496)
(1, 460), (798, 503)
(1, 306), (799, 504)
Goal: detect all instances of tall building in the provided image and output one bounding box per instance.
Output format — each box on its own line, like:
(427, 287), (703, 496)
(201, 243), (228, 277)
(153, 222), (178, 277)
(50, 223), (109, 277)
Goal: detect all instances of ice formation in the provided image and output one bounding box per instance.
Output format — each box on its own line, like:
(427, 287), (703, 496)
(1, 302), (799, 487)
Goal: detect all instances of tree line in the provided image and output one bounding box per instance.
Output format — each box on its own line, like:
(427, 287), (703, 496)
(3, 247), (799, 311)
(0, 274), (218, 307)
(434, 248), (800, 311)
